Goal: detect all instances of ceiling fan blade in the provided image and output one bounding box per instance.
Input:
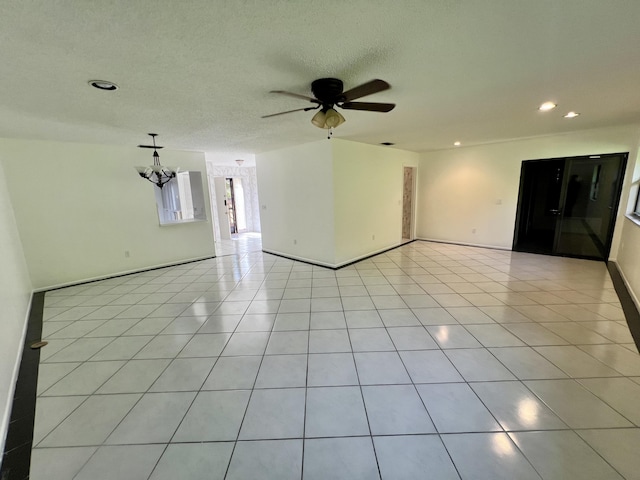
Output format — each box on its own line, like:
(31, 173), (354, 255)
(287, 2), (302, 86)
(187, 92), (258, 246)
(340, 102), (396, 112)
(341, 79), (391, 101)
(261, 106), (319, 118)
(270, 90), (320, 103)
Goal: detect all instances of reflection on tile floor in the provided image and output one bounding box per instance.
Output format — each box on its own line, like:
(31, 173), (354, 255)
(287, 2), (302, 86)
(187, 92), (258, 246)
(30, 241), (640, 479)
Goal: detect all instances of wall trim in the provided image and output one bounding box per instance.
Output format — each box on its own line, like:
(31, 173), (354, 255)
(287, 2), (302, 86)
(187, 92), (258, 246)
(1, 292), (43, 479)
(263, 240), (416, 270)
(416, 237), (511, 251)
(607, 261), (640, 351)
(0, 293), (32, 463)
(36, 255), (217, 292)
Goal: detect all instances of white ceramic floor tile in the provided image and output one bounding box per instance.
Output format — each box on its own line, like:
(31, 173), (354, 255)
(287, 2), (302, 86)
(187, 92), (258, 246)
(273, 312), (310, 331)
(445, 348), (516, 381)
(265, 331), (308, 354)
(41, 360), (123, 396)
(74, 444), (165, 480)
(39, 394), (141, 447)
(470, 381), (567, 431)
(349, 328), (396, 352)
(238, 388), (306, 440)
(426, 325), (482, 348)
(223, 331), (271, 355)
(489, 347), (568, 379)
(577, 428), (640, 480)
(387, 326), (439, 350)
(578, 344), (640, 376)
(534, 345), (622, 378)
(29, 446), (97, 480)
(417, 383), (501, 433)
(173, 390), (250, 441)
(362, 385), (435, 435)
(308, 329), (351, 353)
(303, 437), (380, 480)
(378, 308), (421, 327)
(149, 357), (217, 392)
(33, 396), (86, 446)
(400, 350), (464, 383)
(307, 353), (359, 387)
(442, 432), (542, 480)
(373, 435), (459, 480)
(344, 310), (384, 328)
(178, 333), (231, 357)
(227, 439), (303, 480)
(149, 442), (234, 480)
(305, 386), (370, 437)
(96, 358), (169, 394)
(255, 354), (307, 388)
(510, 430), (624, 480)
(577, 377), (640, 425)
(354, 351), (412, 385)
(524, 379), (633, 429)
(106, 391), (195, 444)
(201, 356), (262, 390)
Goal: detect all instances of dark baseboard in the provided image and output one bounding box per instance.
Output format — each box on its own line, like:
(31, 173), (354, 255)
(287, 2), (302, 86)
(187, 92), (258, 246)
(1, 292), (44, 480)
(262, 239), (417, 271)
(607, 261), (640, 352)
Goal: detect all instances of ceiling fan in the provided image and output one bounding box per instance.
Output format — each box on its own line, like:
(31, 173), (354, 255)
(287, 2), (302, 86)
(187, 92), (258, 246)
(262, 78), (395, 129)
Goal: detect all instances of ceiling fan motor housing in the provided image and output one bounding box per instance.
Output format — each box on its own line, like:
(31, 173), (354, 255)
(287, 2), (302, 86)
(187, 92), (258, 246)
(311, 78), (345, 106)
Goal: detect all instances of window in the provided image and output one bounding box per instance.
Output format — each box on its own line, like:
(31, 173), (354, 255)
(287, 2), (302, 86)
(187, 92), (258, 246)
(155, 171), (207, 225)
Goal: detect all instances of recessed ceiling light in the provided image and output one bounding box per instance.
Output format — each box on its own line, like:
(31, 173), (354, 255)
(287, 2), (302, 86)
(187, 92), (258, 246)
(538, 101), (557, 111)
(564, 111), (580, 118)
(454, 141), (461, 146)
(380, 142), (395, 146)
(88, 80), (118, 91)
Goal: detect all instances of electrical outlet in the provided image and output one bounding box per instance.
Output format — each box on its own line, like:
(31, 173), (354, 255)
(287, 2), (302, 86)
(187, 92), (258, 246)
(372, 234), (375, 240)
(496, 199), (502, 205)
(293, 239), (297, 245)
(472, 229), (476, 234)
(262, 205), (267, 210)
(124, 250), (130, 258)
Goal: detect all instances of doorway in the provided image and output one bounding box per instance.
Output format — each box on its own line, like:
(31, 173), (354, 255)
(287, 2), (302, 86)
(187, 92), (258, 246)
(513, 153), (627, 260)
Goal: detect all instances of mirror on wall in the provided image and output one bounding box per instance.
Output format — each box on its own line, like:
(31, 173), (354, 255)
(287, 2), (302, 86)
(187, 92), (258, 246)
(154, 171), (207, 225)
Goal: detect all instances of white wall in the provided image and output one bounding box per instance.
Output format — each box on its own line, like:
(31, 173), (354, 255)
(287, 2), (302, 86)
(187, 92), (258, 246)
(417, 125), (640, 251)
(1, 138), (215, 290)
(332, 139), (419, 265)
(0, 159), (32, 455)
(616, 146), (640, 308)
(256, 140), (336, 266)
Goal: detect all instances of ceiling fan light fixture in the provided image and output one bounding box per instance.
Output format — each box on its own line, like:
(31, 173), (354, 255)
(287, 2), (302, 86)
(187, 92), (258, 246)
(324, 108), (345, 128)
(311, 110), (328, 129)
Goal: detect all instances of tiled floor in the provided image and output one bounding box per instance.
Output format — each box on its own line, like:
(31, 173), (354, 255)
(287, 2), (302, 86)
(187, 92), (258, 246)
(29, 240), (640, 479)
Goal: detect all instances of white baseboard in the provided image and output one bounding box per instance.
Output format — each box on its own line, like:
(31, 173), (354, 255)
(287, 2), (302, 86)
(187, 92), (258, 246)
(261, 249), (338, 268)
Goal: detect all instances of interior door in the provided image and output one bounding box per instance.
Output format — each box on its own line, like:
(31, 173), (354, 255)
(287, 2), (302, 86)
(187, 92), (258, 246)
(514, 153), (626, 260)
(514, 159), (565, 255)
(554, 155), (625, 259)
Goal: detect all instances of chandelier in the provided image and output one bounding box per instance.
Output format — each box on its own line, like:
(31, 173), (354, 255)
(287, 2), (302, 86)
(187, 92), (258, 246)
(135, 133), (178, 189)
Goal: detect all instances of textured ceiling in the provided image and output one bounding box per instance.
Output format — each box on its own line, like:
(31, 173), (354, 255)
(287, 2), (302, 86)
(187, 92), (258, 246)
(2, 0), (640, 163)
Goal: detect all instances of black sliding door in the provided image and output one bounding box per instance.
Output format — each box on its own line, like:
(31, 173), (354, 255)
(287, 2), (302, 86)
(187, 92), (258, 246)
(514, 153), (626, 261)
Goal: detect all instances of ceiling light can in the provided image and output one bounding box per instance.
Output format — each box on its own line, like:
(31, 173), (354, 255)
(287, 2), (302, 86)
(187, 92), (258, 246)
(564, 111), (580, 118)
(538, 101), (557, 111)
(88, 80), (118, 91)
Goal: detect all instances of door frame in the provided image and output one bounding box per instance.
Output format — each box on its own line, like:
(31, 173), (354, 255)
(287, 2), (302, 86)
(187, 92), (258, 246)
(513, 152), (628, 261)
(402, 165), (417, 241)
